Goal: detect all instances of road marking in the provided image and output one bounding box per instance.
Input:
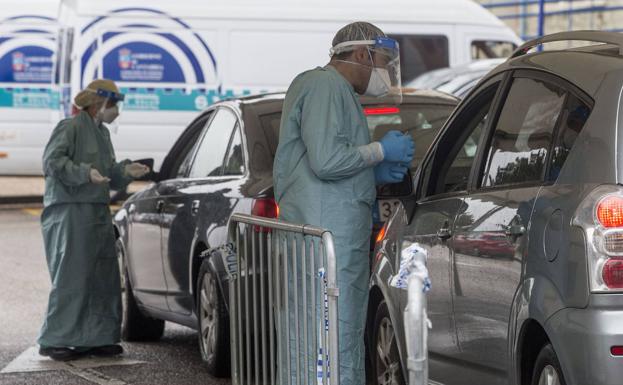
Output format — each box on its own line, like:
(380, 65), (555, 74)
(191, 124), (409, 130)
(66, 365), (127, 385)
(1, 346), (144, 385)
(22, 208), (42, 217)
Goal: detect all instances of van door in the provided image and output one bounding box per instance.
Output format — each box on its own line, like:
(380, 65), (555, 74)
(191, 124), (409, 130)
(407, 75), (503, 385)
(452, 72), (571, 384)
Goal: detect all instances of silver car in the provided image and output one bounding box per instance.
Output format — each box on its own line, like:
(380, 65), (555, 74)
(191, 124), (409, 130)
(369, 31), (623, 385)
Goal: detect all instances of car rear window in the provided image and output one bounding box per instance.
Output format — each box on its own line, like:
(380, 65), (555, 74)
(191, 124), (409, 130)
(366, 103), (455, 171)
(258, 103), (455, 172)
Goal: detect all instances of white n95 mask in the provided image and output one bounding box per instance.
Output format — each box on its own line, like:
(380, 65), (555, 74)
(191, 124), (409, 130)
(101, 105), (119, 124)
(365, 67), (391, 97)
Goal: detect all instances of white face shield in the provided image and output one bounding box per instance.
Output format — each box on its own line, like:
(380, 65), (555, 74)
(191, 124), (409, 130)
(330, 36), (402, 104)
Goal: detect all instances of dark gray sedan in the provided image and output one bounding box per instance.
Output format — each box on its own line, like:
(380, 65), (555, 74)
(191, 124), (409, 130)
(112, 90), (458, 378)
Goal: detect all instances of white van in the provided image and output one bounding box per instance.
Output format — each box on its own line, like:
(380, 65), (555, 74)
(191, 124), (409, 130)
(0, 0), (61, 175)
(1, 0), (520, 175)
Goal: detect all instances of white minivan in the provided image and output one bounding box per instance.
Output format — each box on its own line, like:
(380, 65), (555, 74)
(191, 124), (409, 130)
(0, 0), (520, 175)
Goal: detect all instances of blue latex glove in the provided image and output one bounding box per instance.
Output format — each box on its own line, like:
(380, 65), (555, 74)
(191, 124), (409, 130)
(374, 162), (409, 184)
(379, 130), (415, 163)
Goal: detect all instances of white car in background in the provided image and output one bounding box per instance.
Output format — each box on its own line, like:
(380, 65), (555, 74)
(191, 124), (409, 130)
(408, 58), (506, 98)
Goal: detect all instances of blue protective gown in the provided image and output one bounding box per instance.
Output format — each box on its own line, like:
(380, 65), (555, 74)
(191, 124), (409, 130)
(38, 111), (133, 348)
(274, 65), (376, 385)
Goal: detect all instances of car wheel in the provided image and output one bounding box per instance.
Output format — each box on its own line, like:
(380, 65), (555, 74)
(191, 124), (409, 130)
(197, 257), (230, 377)
(373, 300), (406, 385)
(531, 343), (566, 385)
(116, 238), (165, 342)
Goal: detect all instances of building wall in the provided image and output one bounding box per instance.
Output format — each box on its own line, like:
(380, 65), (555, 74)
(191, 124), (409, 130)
(476, 0), (623, 39)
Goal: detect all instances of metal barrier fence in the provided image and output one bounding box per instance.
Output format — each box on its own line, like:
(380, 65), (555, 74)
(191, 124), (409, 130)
(227, 213), (340, 385)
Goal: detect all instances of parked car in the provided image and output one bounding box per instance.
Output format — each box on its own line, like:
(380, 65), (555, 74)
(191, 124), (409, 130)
(407, 58), (505, 98)
(369, 31), (623, 385)
(112, 90), (458, 377)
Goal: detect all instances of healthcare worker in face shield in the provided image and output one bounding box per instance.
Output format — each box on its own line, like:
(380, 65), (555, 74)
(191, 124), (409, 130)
(37, 79), (150, 361)
(273, 22), (414, 385)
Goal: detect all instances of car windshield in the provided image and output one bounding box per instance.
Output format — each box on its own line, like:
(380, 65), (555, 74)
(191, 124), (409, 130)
(259, 102), (455, 172)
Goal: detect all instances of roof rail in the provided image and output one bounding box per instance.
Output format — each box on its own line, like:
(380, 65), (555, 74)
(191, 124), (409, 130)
(511, 30), (623, 58)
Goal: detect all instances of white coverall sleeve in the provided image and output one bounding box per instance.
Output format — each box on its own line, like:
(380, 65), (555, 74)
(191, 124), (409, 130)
(300, 79), (376, 181)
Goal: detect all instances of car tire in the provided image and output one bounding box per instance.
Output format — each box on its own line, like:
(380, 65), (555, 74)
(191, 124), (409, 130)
(372, 300), (406, 385)
(196, 257), (230, 377)
(117, 238), (165, 342)
(531, 343), (567, 385)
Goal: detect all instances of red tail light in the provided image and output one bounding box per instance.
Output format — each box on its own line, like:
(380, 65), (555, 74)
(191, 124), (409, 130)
(611, 346), (623, 356)
(251, 198), (279, 218)
(251, 198), (279, 232)
(597, 196), (623, 228)
(602, 258), (623, 289)
(364, 106), (400, 116)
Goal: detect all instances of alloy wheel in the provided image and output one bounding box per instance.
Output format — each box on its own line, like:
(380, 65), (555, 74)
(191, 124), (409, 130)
(538, 364), (561, 385)
(376, 317), (403, 385)
(200, 270), (219, 361)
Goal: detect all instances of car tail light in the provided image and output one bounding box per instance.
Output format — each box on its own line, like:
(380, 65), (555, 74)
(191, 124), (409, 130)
(364, 106), (400, 116)
(597, 196), (623, 228)
(376, 223), (387, 244)
(573, 186), (623, 292)
(251, 198), (279, 232)
(602, 259), (623, 289)
(611, 346), (623, 356)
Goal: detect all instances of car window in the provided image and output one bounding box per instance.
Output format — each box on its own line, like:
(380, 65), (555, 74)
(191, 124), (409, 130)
(259, 112), (282, 156)
(471, 41), (516, 59)
(388, 34), (449, 83)
(367, 103), (456, 171)
(165, 112), (212, 179)
(421, 84), (498, 197)
(548, 94), (590, 181)
(189, 108), (237, 178)
(223, 126), (245, 176)
(481, 77), (566, 188)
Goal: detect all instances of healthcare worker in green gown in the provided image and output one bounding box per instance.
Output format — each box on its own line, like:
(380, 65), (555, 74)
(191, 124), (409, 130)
(273, 22), (414, 385)
(37, 79), (150, 361)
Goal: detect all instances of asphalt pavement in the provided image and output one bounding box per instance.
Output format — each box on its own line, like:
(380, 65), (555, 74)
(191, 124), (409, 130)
(0, 207), (230, 385)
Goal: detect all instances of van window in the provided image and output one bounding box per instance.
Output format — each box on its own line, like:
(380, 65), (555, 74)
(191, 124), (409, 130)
(481, 77), (566, 188)
(547, 94), (590, 181)
(389, 34), (449, 84)
(471, 41), (516, 59)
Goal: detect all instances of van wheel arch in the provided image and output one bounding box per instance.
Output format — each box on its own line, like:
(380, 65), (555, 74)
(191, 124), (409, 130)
(518, 319), (550, 385)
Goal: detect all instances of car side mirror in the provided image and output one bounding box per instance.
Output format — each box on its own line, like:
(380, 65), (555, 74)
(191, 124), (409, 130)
(377, 169), (414, 198)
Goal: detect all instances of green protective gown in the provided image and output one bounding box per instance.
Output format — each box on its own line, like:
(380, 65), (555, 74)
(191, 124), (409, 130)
(38, 111), (133, 349)
(273, 65), (377, 385)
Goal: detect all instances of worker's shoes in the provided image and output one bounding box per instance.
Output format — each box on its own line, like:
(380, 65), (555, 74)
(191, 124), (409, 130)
(85, 344), (124, 357)
(39, 346), (84, 361)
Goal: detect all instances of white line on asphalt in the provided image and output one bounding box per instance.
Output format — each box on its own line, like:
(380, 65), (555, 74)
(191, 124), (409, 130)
(66, 365), (127, 385)
(1, 346), (145, 385)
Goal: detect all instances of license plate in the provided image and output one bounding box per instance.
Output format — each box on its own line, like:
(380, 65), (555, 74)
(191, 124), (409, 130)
(378, 199), (401, 222)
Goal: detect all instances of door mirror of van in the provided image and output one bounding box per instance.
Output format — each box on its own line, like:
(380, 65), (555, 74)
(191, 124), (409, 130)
(377, 169), (414, 198)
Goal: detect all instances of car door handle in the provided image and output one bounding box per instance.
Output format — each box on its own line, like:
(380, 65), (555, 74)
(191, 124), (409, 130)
(191, 200), (200, 215)
(156, 200), (164, 212)
(437, 227), (452, 240)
